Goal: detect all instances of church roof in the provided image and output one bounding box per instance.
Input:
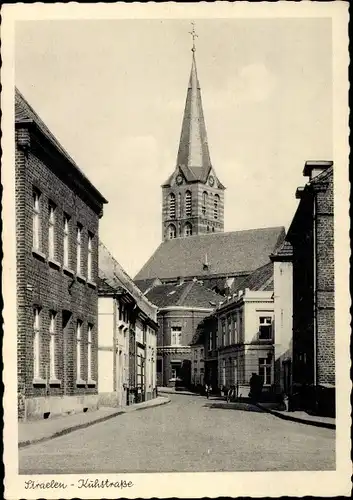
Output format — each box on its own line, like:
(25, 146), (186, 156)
(162, 50), (224, 189)
(145, 280), (223, 309)
(135, 226), (286, 281)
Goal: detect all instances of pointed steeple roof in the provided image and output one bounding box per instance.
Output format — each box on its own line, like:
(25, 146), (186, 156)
(176, 51), (212, 181)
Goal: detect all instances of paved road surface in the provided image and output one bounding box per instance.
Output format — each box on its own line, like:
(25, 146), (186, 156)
(19, 394), (335, 474)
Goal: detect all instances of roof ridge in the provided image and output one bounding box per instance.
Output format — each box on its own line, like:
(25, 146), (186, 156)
(176, 281), (195, 306)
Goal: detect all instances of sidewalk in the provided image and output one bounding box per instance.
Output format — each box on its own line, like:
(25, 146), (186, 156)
(158, 386), (197, 396)
(19, 396), (170, 448)
(256, 403), (336, 430)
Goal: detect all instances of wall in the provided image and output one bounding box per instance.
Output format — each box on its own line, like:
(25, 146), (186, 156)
(157, 308), (211, 386)
(162, 173), (224, 240)
(315, 178), (335, 385)
(273, 260), (293, 393)
(16, 132), (101, 420)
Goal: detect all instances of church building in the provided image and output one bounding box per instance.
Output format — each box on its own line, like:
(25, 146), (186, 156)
(135, 35), (285, 389)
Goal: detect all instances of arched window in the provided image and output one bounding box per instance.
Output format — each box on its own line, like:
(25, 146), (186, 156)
(168, 224), (176, 240)
(184, 222), (192, 237)
(185, 191), (192, 217)
(168, 193), (176, 219)
(214, 194), (220, 220)
(178, 193), (182, 218)
(202, 191), (208, 216)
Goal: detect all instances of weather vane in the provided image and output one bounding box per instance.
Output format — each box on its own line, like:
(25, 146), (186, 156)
(189, 21), (198, 52)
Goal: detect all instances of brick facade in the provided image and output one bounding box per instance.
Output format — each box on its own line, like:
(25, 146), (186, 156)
(287, 162), (334, 415)
(157, 308), (212, 387)
(162, 177), (224, 241)
(16, 90), (107, 420)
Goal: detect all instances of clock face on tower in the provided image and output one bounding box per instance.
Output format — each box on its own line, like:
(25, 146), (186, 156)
(176, 174), (183, 185)
(208, 175), (215, 187)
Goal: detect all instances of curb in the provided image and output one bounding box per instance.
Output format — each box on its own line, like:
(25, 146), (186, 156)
(158, 390), (196, 396)
(256, 404), (336, 430)
(19, 397), (171, 449)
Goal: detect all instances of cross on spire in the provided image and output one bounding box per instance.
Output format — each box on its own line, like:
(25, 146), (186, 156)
(189, 21), (198, 52)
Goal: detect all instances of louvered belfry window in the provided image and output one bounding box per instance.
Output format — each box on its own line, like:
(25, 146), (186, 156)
(169, 193), (176, 219)
(185, 191), (192, 217)
(214, 194), (220, 220)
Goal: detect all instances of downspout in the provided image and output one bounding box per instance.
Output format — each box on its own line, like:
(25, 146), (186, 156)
(161, 313), (164, 387)
(313, 193), (318, 392)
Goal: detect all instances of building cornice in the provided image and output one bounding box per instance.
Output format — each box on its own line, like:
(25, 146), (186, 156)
(158, 306), (214, 313)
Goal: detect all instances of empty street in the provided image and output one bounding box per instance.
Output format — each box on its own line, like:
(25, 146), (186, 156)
(19, 394), (335, 474)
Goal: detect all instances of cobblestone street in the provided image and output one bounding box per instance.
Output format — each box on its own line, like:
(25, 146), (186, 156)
(19, 394), (335, 474)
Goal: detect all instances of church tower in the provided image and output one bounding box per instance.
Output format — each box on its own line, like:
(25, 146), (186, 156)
(161, 28), (225, 241)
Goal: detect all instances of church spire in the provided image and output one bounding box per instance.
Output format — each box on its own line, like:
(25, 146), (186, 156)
(176, 24), (211, 172)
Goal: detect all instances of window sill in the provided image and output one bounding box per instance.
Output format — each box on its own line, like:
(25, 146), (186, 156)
(48, 258), (61, 270)
(76, 379), (87, 387)
(63, 266), (75, 277)
(33, 377), (46, 387)
(49, 378), (61, 387)
(87, 280), (97, 289)
(32, 249), (46, 261)
(77, 274), (87, 284)
(87, 379), (97, 387)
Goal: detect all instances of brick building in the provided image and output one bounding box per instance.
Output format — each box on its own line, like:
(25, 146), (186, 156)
(144, 280), (222, 387)
(98, 242), (158, 407)
(192, 262), (275, 397)
(286, 161), (334, 416)
(15, 88), (107, 420)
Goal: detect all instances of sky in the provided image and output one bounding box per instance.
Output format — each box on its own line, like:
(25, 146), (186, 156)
(15, 18), (333, 278)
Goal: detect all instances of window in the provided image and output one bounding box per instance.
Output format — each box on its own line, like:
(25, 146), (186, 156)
(171, 326), (182, 346)
(259, 357), (272, 385)
(222, 359), (226, 386)
(222, 320), (226, 346)
(200, 348), (204, 359)
(157, 359), (162, 372)
(48, 202), (56, 259)
(168, 224), (176, 240)
(87, 233), (93, 280)
(202, 191), (208, 216)
(76, 320), (82, 380)
(49, 311), (57, 379)
(168, 193), (176, 219)
(63, 214), (70, 267)
(207, 225), (210, 232)
(33, 307), (41, 379)
(233, 314), (238, 344)
(32, 189), (41, 250)
(209, 331), (213, 350)
(228, 316), (232, 345)
(87, 324), (93, 381)
(259, 316), (272, 340)
(184, 222), (192, 237)
(171, 368), (177, 379)
(214, 194), (220, 220)
(76, 224), (82, 274)
(185, 191), (192, 217)
(178, 193), (182, 218)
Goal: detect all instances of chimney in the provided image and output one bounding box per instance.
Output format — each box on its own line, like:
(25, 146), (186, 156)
(303, 160), (333, 181)
(295, 187), (305, 199)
